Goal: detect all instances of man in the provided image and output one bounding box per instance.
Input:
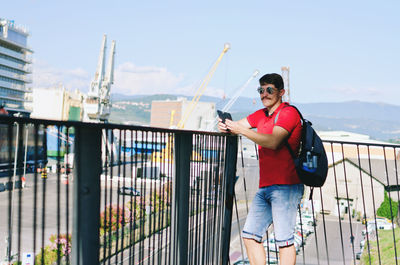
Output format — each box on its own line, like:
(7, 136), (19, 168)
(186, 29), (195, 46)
(218, 73), (303, 265)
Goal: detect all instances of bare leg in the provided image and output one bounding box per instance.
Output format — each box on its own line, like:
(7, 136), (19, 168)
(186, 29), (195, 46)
(279, 244), (296, 265)
(243, 238), (266, 265)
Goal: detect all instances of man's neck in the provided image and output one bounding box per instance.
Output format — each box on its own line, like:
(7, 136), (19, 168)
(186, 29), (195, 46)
(268, 100), (283, 116)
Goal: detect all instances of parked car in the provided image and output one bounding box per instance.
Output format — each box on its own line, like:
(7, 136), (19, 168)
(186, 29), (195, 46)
(360, 239), (365, 249)
(118, 186), (141, 196)
(362, 223), (376, 236)
(356, 251), (362, 260)
(367, 218), (396, 230)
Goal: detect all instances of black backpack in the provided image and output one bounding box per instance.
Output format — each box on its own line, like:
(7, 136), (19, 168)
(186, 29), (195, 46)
(274, 105), (328, 198)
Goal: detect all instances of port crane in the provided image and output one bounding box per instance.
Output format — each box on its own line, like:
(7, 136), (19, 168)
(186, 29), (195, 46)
(153, 43), (230, 163)
(207, 70), (260, 131)
(82, 35), (117, 167)
(176, 43), (230, 129)
(83, 34), (116, 122)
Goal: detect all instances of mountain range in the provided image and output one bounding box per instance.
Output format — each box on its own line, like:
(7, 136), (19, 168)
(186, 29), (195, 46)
(109, 93), (400, 142)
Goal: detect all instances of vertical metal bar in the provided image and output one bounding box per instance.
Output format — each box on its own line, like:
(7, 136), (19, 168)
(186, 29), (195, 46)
(107, 129), (113, 265)
(238, 136), (249, 214)
(72, 125), (102, 264)
(356, 145), (371, 265)
(149, 131), (154, 265)
(330, 142), (346, 264)
(298, 205), (306, 264)
(310, 195), (320, 265)
(33, 124), (39, 260)
(193, 135), (203, 265)
(366, 146), (381, 265)
(221, 135), (238, 265)
(65, 126), (71, 265)
(128, 129), (134, 265)
(319, 187), (330, 265)
(339, 144), (356, 265)
(101, 130), (108, 263)
(41, 126), (47, 265)
(141, 130), (149, 263)
(132, 129), (139, 264)
(383, 147), (398, 265)
(104, 129), (112, 264)
(121, 129), (126, 263)
(167, 132), (173, 265)
(170, 132), (192, 265)
(6, 121), (18, 262)
(16, 123), (24, 264)
(158, 131), (166, 265)
(57, 126), (62, 265)
(115, 130), (122, 261)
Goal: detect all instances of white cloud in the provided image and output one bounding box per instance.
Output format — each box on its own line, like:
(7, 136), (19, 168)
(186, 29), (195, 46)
(32, 60), (91, 92)
(31, 60), (227, 98)
(113, 62), (184, 95)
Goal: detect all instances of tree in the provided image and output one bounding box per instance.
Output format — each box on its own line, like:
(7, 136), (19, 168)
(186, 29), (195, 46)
(377, 191), (398, 220)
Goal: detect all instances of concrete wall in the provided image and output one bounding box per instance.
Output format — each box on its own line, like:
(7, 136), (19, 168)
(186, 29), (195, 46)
(31, 88), (64, 120)
(150, 101), (182, 128)
(31, 88), (83, 121)
(181, 100), (215, 131)
(150, 98), (216, 130)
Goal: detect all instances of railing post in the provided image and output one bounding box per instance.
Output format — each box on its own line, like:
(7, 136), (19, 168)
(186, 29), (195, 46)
(170, 132), (192, 265)
(72, 126), (102, 265)
(221, 135), (238, 265)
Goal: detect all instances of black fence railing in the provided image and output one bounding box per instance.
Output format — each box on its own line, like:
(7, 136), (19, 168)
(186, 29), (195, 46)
(0, 115), (238, 265)
(231, 138), (400, 265)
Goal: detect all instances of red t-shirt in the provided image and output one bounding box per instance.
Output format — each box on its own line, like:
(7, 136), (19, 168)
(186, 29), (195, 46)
(247, 102), (302, 187)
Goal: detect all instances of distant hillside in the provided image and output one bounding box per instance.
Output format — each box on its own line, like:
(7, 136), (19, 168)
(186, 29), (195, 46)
(109, 93), (400, 141)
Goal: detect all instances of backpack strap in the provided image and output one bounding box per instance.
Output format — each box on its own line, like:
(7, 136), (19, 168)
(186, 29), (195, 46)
(275, 105), (315, 200)
(273, 104), (302, 160)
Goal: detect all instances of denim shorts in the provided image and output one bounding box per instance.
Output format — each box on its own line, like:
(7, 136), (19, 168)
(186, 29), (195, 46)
(242, 184), (304, 247)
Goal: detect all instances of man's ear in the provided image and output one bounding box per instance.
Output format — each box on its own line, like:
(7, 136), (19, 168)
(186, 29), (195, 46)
(279, 89), (285, 97)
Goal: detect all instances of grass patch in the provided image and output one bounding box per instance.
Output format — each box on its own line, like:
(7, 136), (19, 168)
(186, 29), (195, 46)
(361, 227), (400, 265)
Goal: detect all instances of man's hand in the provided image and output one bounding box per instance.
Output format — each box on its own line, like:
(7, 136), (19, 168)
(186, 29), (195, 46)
(225, 119), (243, 135)
(217, 118), (230, 133)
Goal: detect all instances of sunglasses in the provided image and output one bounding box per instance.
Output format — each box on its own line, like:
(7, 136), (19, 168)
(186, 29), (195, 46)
(257, 86), (275, 95)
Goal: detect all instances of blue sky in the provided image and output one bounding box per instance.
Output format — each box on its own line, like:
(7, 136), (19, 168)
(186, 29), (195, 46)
(3, 0), (400, 105)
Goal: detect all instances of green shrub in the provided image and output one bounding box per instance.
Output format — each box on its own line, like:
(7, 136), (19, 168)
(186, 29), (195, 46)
(35, 246), (58, 265)
(377, 191), (398, 220)
(100, 205), (131, 235)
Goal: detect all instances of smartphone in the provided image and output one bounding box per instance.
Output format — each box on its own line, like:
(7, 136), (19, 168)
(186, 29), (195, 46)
(217, 110), (232, 124)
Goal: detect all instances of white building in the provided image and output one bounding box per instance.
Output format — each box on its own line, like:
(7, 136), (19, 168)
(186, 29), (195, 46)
(31, 87), (83, 121)
(0, 18), (32, 116)
(306, 130), (400, 219)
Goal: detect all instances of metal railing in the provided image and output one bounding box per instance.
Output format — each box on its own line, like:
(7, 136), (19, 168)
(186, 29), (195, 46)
(231, 138), (400, 265)
(0, 115), (238, 265)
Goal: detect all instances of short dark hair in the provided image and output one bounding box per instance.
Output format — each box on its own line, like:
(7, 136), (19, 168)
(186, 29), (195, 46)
(259, 73), (284, 90)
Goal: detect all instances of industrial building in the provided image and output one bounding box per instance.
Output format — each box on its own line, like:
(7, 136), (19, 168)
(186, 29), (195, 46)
(31, 87), (84, 121)
(0, 18), (32, 116)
